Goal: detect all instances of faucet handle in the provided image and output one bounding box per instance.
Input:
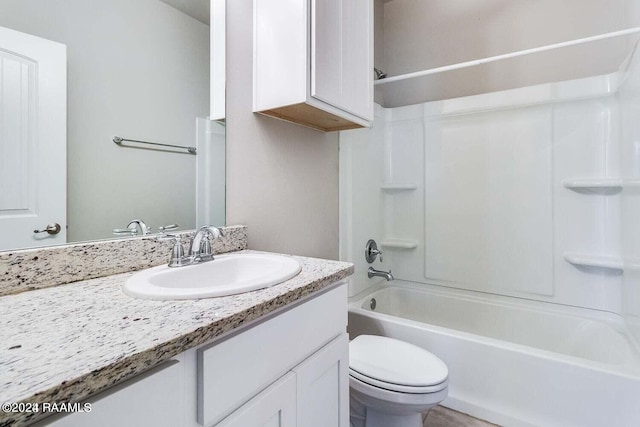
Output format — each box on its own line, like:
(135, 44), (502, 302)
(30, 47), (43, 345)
(365, 239), (383, 263)
(156, 234), (188, 267)
(200, 239), (212, 254)
(113, 228), (137, 236)
(199, 227), (222, 261)
(156, 233), (178, 242)
(158, 224), (179, 232)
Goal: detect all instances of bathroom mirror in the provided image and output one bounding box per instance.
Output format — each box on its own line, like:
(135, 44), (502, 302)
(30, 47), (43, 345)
(0, 0), (225, 251)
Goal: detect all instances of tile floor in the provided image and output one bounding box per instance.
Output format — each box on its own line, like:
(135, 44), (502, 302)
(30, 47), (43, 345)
(423, 406), (499, 427)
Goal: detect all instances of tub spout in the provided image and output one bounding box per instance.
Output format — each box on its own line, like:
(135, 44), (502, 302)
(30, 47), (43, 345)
(368, 266), (394, 281)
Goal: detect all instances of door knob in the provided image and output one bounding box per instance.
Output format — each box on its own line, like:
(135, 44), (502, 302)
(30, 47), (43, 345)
(34, 223), (61, 235)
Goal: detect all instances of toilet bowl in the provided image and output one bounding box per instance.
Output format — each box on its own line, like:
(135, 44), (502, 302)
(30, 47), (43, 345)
(349, 335), (449, 427)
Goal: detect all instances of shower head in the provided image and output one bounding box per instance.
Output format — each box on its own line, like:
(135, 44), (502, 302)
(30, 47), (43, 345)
(374, 68), (387, 80)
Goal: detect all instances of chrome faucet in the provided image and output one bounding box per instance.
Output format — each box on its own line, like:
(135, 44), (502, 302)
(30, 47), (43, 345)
(189, 226), (225, 262)
(159, 226), (225, 267)
(368, 267), (394, 281)
(365, 239), (393, 281)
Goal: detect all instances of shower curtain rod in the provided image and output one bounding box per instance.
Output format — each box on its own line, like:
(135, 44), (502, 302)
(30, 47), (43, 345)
(375, 27), (640, 85)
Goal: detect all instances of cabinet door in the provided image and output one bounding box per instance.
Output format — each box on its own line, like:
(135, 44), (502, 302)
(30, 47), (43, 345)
(198, 286), (347, 426)
(311, 0), (372, 121)
(293, 333), (350, 427)
(216, 373), (297, 427)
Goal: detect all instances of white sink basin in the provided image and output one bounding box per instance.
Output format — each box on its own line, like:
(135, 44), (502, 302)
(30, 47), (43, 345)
(123, 253), (302, 300)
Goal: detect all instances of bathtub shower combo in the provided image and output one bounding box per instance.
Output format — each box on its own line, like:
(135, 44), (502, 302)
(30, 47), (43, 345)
(340, 32), (640, 427)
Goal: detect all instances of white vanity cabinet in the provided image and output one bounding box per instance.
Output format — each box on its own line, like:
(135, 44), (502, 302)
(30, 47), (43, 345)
(217, 333), (349, 427)
(35, 361), (183, 427)
(197, 284), (349, 426)
(253, 0), (373, 132)
(293, 333), (349, 426)
(35, 283), (348, 427)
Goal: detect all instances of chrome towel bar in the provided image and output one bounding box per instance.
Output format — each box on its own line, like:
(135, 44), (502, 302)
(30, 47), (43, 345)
(113, 136), (196, 154)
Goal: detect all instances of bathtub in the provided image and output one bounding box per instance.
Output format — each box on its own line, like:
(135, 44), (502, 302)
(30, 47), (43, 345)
(348, 281), (640, 427)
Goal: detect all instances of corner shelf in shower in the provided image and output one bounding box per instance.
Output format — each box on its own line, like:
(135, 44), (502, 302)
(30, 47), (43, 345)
(381, 183), (418, 193)
(563, 178), (623, 194)
(381, 239), (418, 249)
(563, 252), (623, 271)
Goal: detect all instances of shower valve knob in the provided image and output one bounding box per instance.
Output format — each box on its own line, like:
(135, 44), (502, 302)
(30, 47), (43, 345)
(365, 239), (383, 263)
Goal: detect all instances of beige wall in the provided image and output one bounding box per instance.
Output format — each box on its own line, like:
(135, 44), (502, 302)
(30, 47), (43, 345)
(379, 0), (631, 106)
(374, 0), (386, 70)
(625, 0), (640, 33)
(225, 0), (339, 259)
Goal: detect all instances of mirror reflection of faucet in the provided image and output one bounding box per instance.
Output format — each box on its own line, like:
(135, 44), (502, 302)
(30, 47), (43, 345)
(365, 239), (394, 281)
(113, 219), (150, 236)
(113, 220), (180, 237)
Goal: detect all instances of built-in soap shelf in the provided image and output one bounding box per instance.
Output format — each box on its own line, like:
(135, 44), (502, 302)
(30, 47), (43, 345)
(564, 252), (623, 271)
(381, 183), (418, 193)
(563, 178), (623, 194)
(381, 239), (418, 249)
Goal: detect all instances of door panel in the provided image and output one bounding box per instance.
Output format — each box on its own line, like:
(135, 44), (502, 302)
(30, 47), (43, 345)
(311, 0), (372, 120)
(0, 26), (66, 250)
(294, 334), (349, 427)
(216, 373), (297, 427)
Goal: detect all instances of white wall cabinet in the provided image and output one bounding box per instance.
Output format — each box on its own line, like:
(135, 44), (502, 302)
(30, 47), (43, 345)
(253, 0), (373, 132)
(34, 283), (348, 427)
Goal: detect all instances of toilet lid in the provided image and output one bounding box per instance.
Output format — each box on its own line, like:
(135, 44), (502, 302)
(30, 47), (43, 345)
(349, 335), (448, 388)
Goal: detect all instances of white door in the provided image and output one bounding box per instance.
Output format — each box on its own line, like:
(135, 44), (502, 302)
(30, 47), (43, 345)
(0, 26), (66, 250)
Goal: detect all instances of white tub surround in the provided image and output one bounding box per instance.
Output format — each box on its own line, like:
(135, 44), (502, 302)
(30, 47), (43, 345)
(340, 37), (640, 427)
(341, 72), (628, 310)
(349, 282), (640, 427)
(341, 44), (640, 315)
(0, 250), (353, 427)
(0, 225), (247, 297)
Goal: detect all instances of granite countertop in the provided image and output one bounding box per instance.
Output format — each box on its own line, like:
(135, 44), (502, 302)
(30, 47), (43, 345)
(0, 250), (353, 427)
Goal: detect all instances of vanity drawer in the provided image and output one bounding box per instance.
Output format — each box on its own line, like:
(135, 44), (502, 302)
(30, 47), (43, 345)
(197, 283), (347, 426)
(33, 361), (182, 427)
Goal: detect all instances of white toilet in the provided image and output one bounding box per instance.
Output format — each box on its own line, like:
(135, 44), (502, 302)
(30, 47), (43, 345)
(349, 335), (449, 427)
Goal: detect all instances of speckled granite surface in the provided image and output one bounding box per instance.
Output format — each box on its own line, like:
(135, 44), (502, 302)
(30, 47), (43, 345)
(0, 250), (353, 427)
(0, 225), (247, 297)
